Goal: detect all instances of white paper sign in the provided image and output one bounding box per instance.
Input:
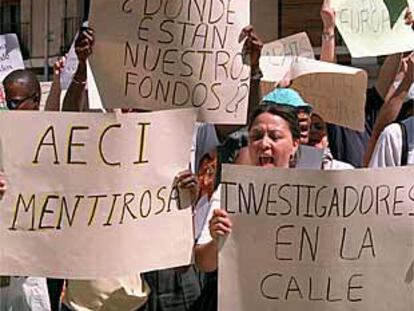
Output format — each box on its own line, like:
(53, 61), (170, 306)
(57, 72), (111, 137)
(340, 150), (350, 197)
(332, 0), (414, 57)
(0, 33), (25, 82)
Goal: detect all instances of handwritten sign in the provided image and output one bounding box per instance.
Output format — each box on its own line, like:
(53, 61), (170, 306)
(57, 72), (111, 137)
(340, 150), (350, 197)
(259, 33), (315, 88)
(262, 32), (315, 60)
(89, 0), (250, 124)
(0, 109), (196, 279)
(332, 0), (414, 57)
(261, 56), (367, 131)
(291, 70), (367, 131)
(0, 34), (25, 82)
(219, 164), (414, 311)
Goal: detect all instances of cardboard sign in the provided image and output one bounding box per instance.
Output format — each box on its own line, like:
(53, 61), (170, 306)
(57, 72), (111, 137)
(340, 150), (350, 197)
(291, 70), (367, 132)
(332, 0), (414, 57)
(219, 164), (414, 311)
(0, 109), (196, 279)
(0, 34), (25, 82)
(261, 57), (367, 131)
(89, 0), (250, 124)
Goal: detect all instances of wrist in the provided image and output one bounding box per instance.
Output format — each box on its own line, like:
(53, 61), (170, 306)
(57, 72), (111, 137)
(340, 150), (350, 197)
(322, 30), (335, 41)
(400, 78), (413, 91)
(250, 66), (263, 80)
(72, 75), (87, 86)
(323, 27), (335, 35)
(72, 62), (87, 86)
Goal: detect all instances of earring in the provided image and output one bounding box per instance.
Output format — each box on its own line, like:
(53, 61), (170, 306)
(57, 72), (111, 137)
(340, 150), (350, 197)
(289, 153), (297, 168)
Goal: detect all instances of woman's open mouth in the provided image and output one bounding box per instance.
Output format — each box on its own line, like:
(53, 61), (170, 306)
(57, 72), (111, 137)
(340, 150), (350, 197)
(259, 154), (275, 166)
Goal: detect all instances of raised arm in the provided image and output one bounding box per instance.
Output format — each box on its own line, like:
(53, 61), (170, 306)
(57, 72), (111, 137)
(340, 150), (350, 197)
(215, 26), (263, 141)
(363, 55), (414, 166)
(195, 209), (232, 272)
(44, 57), (65, 111)
(375, 53), (403, 101)
(62, 27), (94, 112)
(320, 0), (336, 63)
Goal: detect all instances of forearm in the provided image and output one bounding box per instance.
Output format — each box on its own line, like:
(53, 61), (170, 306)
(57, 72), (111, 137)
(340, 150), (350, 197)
(320, 29), (336, 63)
(375, 53), (402, 100)
(248, 75), (262, 117)
(44, 77), (62, 111)
(195, 241), (219, 272)
(62, 61), (87, 112)
(374, 80), (410, 134)
(363, 80), (409, 166)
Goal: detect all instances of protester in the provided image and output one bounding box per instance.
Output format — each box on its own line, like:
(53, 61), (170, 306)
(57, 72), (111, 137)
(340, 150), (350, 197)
(138, 169), (204, 311)
(233, 0), (336, 166)
(195, 103), (301, 272)
(38, 26), (152, 311)
(364, 53), (414, 166)
(1, 69), (51, 310)
(262, 88), (312, 144)
(234, 88), (311, 166)
(137, 25), (264, 311)
(308, 113), (354, 170)
(368, 115), (414, 167)
(3, 70), (41, 111)
(326, 59), (401, 167)
(314, 1), (404, 167)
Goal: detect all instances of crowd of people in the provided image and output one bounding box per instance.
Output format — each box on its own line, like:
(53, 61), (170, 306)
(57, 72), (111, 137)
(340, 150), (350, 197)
(0, 1), (414, 311)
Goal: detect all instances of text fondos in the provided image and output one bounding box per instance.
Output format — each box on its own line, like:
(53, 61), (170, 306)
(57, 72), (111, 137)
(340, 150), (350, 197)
(89, 0), (250, 122)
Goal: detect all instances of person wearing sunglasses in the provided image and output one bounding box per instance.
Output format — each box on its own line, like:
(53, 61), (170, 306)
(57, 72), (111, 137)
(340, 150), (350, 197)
(0, 69), (51, 310)
(3, 69), (41, 111)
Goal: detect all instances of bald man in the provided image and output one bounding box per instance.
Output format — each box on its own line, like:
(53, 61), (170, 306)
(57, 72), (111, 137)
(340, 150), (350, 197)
(3, 69), (41, 111)
(1, 69), (51, 310)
